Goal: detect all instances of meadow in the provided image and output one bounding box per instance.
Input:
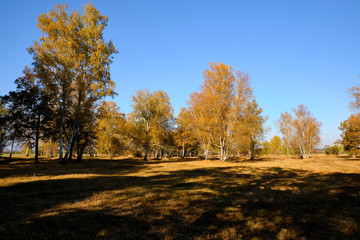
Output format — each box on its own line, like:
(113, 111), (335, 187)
(1, 155), (360, 239)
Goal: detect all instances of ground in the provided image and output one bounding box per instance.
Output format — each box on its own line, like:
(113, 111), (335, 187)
(1, 155), (360, 239)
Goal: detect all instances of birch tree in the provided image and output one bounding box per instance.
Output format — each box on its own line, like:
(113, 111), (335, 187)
(278, 105), (321, 159)
(276, 112), (294, 157)
(129, 89), (174, 161)
(339, 114), (360, 158)
(28, 3), (117, 164)
(185, 63), (263, 161)
(96, 101), (127, 158)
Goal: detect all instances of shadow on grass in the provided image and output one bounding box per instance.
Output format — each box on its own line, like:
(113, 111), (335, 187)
(0, 157), (160, 179)
(1, 162), (360, 239)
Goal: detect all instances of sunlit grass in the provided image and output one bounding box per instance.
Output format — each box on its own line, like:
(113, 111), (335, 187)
(1, 155), (360, 239)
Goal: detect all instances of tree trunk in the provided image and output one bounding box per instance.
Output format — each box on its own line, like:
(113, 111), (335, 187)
(9, 136), (15, 159)
(26, 145), (30, 157)
(35, 115), (40, 163)
(181, 138), (185, 158)
(286, 147), (290, 158)
(219, 138), (227, 161)
(143, 147), (148, 161)
(156, 147), (160, 159)
(249, 141), (255, 160)
(58, 113), (65, 164)
(77, 144), (85, 162)
(63, 121), (77, 163)
(68, 140), (74, 161)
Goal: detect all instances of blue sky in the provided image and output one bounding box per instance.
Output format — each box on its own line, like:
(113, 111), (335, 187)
(1, 0), (359, 147)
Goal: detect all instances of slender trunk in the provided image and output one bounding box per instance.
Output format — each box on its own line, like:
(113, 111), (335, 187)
(181, 138), (185, 158)
(143, 146), (148, 161)
(204, 143), (209, 160)
(9, 135), (15, 159)
(156, 147), (160, 159)
(49, 139), (53, 157)
(77, 143), (85, 162)
(42, 141), (46, 157)
(144, 122), (149, 161)
(219, 138), (227, 161)
(59, 113), (64, 164)
(35, 120), (40, 163)
(77, 147), (84, 162)
(76, 143), (80, 160)
(34, 114), (41, 163)
(249, 141), (255, 160)
(68, 140), (74, 161)
(63, 121), (77, 163)
(26, 145), (30, 157)
(286, 147), (290, 158)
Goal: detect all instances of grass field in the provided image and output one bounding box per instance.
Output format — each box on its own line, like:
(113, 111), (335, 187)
(1, 155), (360, 239)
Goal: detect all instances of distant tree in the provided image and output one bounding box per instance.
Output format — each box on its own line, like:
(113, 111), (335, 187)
(276, 112), (294, 157)
(28, 3), (117, 164)
(269, 135), (282, 155)
(339, 114), (360, 158)
(1, 67), (54, 162)
(186, 91), (213, 159)
(261, 141), (270, 155)
(96, 101), (127, 158)
(277, 105), (321, 159)
(325, 145), (343, 155)
(129, 89), (174, 161)
(186, 63), (259, 161)
(0, 102), (7, 155)
(271, 136), (282, 154)
(292, 105), (321, 158)
(240, 100), (267, 159)
(174, 108), (198, 158)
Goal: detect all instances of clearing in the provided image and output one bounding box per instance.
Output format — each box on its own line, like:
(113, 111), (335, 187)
(1, 155), (360, 239)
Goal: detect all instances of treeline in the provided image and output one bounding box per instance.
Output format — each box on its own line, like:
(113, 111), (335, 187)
(0, 3), (330, 162)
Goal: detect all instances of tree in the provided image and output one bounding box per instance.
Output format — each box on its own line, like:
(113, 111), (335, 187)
(96, 101), (127, 158)
(240, 100), (267, 159)
(277, 105), (321, 159)
(339, 114), (360, 157)
(174, 108), (198, 158)
(188, 63), (252, 161)
(261, 141), (270, 155)
(186, 91), (213, 159)
(0, 102), (7, 155)
(1, 67), (54, 162)
(28, 3), (117, 164)
(325, 144), (343, 155)
(269, 135), (282, 155)
(185, 63), (264, 161)
(129, 89), (174, 161)
(292, 105), (321, 159)
(276, 112), (294, 157)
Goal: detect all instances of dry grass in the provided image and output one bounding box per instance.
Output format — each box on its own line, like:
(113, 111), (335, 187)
(1, 155), (360, 239)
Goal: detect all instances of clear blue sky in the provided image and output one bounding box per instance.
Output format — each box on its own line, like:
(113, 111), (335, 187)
(1, 0), (359, 147)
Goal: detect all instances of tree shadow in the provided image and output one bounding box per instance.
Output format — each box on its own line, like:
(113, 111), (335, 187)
(1, 163), (360, 239)
(0, 157), (154, 179)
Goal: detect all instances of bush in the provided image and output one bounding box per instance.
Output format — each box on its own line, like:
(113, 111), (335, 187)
(325, 145), (342, 155)
(133, 150), (142, 158)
